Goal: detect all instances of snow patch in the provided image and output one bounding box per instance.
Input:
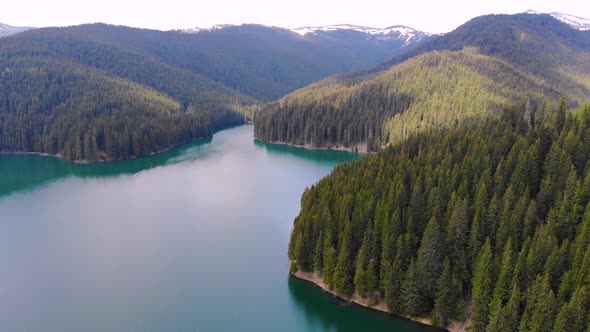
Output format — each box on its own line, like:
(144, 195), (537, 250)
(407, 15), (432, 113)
(525, 10), (590, 30)
(291, 24), (432, 45)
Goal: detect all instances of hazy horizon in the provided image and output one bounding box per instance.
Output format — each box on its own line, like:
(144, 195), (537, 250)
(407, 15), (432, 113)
(2, 0), (590, 34)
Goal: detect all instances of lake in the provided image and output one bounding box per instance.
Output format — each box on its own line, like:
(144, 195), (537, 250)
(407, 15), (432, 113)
(0, 125), (439, 332)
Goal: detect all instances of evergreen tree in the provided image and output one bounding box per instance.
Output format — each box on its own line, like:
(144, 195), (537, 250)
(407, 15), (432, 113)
(553, 287), (589, 332)
(333, 220), (354, 297)
(401, 258), (422, 316)
(416, 216), (444, 305)
(471, 238), (493, 332)
(433, 257), (457, 327)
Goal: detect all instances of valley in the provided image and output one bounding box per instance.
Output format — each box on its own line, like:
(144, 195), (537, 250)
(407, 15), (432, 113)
(1, 8), (590, 332)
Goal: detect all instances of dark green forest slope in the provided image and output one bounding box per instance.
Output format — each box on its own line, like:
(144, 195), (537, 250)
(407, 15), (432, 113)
(0, 23), (410, 161)
(0, 40), (253, 161)
(5, 24), (412, 101)
(254, 14), (590, 151)
(0, 57), (242, 161)
(289, 104), (590, 331)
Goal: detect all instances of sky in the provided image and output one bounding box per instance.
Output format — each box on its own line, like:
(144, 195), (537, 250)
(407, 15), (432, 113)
(1, 0), (589, 33)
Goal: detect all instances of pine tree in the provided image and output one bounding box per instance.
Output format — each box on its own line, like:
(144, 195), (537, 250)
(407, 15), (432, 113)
(470, 238), (493, 332)
(401, 258), (422, 316)
(553, 287), (589, 332)
(433, 257), (457, 327)
(313, 231), (323, 273)
(486, 283), (521, 332)
(333, 220), (354, 297)
(366, 258), (379, 297)
(489, 238), (514, 315)
(322, 229), (336, 288)
(416, 216), (444, 305)
(527, 274), (558, 332)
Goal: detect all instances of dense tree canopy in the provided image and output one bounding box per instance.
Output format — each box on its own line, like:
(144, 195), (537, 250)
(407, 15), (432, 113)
(0, 22), (414, 162)
(289, 103), (590, 330)
(0, 57), (247, 161)
(254, 14), (590, 151)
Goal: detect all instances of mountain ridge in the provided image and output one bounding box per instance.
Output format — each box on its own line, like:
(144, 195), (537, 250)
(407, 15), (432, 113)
(254, 13), (590, 151)
(183, 23), (432, 46)
(525, 10), (590, 30)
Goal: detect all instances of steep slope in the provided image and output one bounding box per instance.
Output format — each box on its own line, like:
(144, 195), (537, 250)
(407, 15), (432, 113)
(0, 27), (255, 161)
(20, 23), (414, 101)
(289, 104), (590, 331)
(0, 20), (413, 162)
(0, 57), (246, 161)
(254, 14), (590, 151)
(255, 49), (561, 151)
(378, 13), (590, 102)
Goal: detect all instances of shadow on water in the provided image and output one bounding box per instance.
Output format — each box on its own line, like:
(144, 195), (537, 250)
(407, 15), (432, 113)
(253, 139), (360, 165)
(288, 276), (445, 332)
(0, 126), (360, 198)
(0, 137), (213, 198)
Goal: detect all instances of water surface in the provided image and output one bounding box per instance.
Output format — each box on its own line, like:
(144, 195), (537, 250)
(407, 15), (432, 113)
(0, 125), (439, 332)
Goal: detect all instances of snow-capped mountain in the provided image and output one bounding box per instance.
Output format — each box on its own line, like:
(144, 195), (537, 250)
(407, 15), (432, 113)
(0, 23), (31, 37)
(292, 24), (432, 45)
(525, 10), (590, 30)
(182, 23), (431, 46)
(182, 24), (236, 33)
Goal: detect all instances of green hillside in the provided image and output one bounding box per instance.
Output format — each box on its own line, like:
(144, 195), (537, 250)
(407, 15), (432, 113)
(0, 22), (416, 162)
(0, 57), (247, 161)
(255, 48), (561, 151)
(289, 104), (590, 330)
(5, 23), (410, 101)
(254, 14), (590, 151)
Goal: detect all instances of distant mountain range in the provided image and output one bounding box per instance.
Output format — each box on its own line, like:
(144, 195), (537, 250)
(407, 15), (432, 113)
(291, 24), (432, 45)
(254, 12), (590, 151)
(0, 23), (31, 37)
(0, 21), (423, 161)
(184, 23), (432, 47)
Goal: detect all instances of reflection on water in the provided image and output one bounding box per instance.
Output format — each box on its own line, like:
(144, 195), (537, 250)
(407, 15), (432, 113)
(254, 139), (360, 165)
(0, 129), (361, 198)
(288, 277), (443, 332)
(0, 137), (213, 197)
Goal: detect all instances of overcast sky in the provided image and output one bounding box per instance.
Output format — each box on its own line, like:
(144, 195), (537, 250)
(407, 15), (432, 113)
(1, 0), (589, 33)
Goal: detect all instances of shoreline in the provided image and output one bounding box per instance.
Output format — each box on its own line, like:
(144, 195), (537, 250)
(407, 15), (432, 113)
(292, 270), (470, 332)
(254, 138), (369, 154)
(0, 134), (215, 164)
(0, 122), (253, 164)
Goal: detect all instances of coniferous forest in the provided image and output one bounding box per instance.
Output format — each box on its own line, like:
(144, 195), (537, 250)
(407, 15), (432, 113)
(0, 23), (409, 162)
(254, 14), (590, 152)
(288, 102), (590, 331)
(1, 9), (590, 332)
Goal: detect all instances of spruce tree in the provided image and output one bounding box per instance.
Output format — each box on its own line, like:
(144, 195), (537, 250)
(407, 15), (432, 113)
(333, 220), (354, 297)
(416, 216), (444, 305)
(433, 257), (457, 327)
(552, 287), (589, 332)
(401, 258), (422, 317)
(471, 238), (493, 332)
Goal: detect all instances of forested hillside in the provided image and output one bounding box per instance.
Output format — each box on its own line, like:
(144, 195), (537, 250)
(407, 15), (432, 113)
(0, 36), (254, 161)
(0, 22), (412, 162)
(0, 57), (248, 161)
(5, 24), (412, 101)
(254, 14), (590, 151)
(289, 103), (590, 331)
